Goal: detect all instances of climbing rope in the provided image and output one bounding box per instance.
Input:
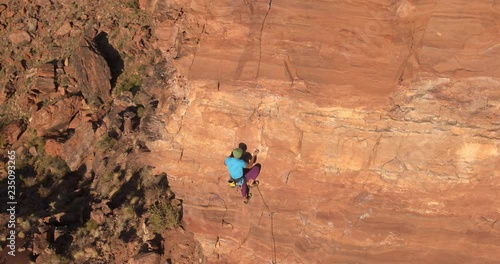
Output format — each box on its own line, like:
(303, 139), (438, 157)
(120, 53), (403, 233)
(255, 185), (277, 264)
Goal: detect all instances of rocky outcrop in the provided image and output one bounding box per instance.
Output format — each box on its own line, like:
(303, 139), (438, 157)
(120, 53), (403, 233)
(0, 120), (26, 144)
(60, 122), (95, 171)
(0, 1), (203, 263)
(31, 63), (57, 94)
(65, 39), (112, 107)
(138, 0), (500, 263)
(29, 96), (82, 136)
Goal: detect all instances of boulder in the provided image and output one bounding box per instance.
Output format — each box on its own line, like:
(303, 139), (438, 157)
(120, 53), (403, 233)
(29, 96), (82, 136)
(55, 21), (72, 36)
(90, 210), (106, 225)
(0, 120), (26, 144)
(32, 231), (49, 255)
(44, 139), (62, 157)
(60, 122), (94, 171)
(32, 63), (56, 93)
(0, 81), (15, 104)
(8, 30), (31, 44)
(65, 38), (112, 107)
(130, 252), (161, 264)
(139, 0), (158, 12)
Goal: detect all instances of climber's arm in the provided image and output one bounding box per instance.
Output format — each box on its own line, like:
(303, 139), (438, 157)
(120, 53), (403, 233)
(246, 149), (259, 168)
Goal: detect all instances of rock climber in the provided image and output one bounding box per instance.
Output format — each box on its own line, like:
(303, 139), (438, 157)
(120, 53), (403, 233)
(224, 147), (259, 187)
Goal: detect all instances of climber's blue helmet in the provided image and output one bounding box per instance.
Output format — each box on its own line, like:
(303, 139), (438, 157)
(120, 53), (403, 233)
(232, 148), (243, 159)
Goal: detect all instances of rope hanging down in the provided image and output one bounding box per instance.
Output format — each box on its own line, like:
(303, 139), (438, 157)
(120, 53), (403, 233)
(255, 185), (277, 264)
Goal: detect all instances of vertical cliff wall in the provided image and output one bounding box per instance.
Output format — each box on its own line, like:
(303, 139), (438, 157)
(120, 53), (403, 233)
(141, 0), (500, 262)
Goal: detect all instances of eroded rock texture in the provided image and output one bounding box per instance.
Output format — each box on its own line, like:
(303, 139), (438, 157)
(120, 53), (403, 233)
(0, 1), (207, 262)
(66, 39), (113, 107)
(140, 0), (500, 263)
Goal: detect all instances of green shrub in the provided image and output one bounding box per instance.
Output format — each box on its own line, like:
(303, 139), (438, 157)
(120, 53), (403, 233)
(96, 134), (118, 150)
(46, 254), (70, 264)
(138, 64), (147, 74)
(26, 133), (45, 152)
(121, 204), (136, 220)
(126, 0), (139, 10)
(136, 105), (145, 118)
(148, 201), (179, 233)
(35, 155), (70, 179)
(115, 74), (142, 95)
(85, 220), (98, 232)
(20, 132), (69, 179)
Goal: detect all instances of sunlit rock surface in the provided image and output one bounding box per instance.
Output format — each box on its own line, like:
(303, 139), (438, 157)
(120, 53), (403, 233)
(142, 0), (500, 262)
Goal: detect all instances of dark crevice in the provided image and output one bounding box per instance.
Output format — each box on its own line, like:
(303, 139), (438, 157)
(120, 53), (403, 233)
(256, 0), (273, 79)
(93, 31), (124, 87)
(119, 226), (138, 243)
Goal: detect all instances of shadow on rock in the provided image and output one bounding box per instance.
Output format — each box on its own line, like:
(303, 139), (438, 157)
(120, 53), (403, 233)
(94, 31), (124, 87)
(107, 170), (145, 215)
(119, 227), (139, 243)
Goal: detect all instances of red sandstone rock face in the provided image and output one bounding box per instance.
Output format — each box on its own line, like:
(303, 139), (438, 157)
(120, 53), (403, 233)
(144, 0), (500, 263)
